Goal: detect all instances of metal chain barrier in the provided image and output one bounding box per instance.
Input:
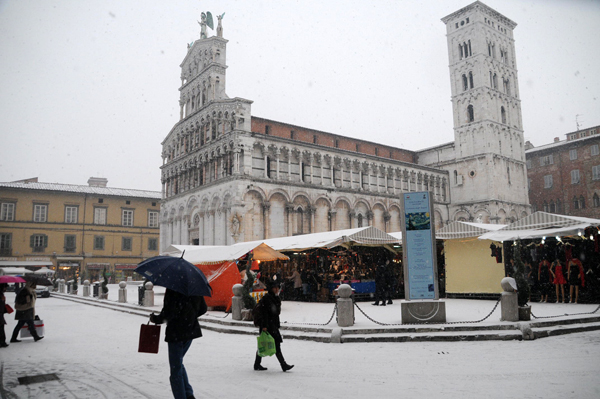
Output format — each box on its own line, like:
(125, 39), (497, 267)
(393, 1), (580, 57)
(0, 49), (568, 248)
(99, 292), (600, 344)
(531, 303), (600, 319)
(205, 312), (231, 319)
(354, 297), (502, 326)
(285, 303), (338, 326)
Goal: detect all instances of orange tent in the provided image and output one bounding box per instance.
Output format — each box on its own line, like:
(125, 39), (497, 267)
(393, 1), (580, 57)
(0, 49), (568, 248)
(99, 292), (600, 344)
(195, 261), (241, 312)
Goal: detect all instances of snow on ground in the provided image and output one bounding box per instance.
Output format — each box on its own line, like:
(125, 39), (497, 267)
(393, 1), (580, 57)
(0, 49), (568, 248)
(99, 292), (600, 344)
(1, 290), (600, 398)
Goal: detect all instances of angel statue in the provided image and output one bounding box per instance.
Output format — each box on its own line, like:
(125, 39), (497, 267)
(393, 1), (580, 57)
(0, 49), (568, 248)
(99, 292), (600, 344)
(198, 12), (214, 39)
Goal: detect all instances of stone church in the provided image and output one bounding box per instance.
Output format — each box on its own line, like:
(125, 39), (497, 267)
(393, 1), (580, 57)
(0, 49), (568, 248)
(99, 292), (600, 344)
(159, 1), (530, 251)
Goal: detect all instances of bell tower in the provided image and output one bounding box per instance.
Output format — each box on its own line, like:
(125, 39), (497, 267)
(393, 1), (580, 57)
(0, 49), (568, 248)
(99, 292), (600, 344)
(420, 1), (530, 223)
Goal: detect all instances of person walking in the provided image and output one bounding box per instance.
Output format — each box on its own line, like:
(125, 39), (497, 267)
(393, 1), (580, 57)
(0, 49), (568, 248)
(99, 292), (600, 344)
(10, 281), (43, 343)
(290, 268), (302, 301)
(150, 288), (207, 399)
(372, 259), (387, 306)
(1, 283), (9, 347)
(253, 278), (294, 372)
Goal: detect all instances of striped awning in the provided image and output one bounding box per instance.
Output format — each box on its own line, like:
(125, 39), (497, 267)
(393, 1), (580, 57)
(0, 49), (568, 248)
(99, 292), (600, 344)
(479, 211), (600, 241)
(436, 221), (506, 240)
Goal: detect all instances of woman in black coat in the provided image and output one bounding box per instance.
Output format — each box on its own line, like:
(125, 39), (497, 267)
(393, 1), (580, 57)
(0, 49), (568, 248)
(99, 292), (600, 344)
(150, 289), (207, 399)
(254, 279), (294, 372)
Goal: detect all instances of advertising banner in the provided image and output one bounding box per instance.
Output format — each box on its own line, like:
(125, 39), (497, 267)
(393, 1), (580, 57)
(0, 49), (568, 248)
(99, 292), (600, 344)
(402, 191), (438, 300)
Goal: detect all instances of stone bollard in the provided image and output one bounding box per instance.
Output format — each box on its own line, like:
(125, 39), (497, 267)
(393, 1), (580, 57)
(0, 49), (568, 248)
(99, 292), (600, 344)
(143, 281), (154, 307)
(231, 284), (244, 321)
(336, 284), (354, 327)
(500, 277), (519, 322)
(68, 281), (73, 294)
(118, 281), (127, 303)
(59, 279), (66, 293)
(83, 280), (90, 297)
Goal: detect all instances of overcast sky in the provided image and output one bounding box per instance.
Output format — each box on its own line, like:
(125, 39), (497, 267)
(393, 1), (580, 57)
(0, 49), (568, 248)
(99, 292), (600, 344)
(1, 0), (599, 192)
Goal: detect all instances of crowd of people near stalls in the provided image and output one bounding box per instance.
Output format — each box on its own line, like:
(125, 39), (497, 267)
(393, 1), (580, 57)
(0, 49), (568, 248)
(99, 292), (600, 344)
(503, 229), (600, 304)
(245, 247), (404, 302)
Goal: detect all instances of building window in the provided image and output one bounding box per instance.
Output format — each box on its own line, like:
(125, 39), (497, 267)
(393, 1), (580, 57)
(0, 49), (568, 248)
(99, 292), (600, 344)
(544, 175), (553, 188)
(568, 133), (578, 140)
(122, 209), (134, 226)
(469, 71), (474, 89)
(94, 207), (107, 225)
(148, 211), (159, 228)
(539, 155), (554, 166)
(594, 193), (600, 208)
(462, 74), (468, 91)
(574, 196), (585, 210)
(94, 236), (105, 250)
(591, 129), (597, 135)
(64, 235), (76, 252)
(148, 238), (158, 251)
(335, 139), (339, 148)
(593, 165), (600, 180)
(265, 125), (271, 135)
(290, 131), (295, 140)
(33, 204), (48, 222)
(0, 203), (15, 221)
(356, 144), (360, 152)
(122, 237), (132, 251)
(65, 206), (78, 224)
(501, 106), (506, 124)
(569, 149), (578, 160)
(467, 105), (474, 122)
(358, 214), (364, 228)
(30, 234), (48, 252)
(571, 169), (580, 184)
(0, 233), (12, 256)
(526, 159), (532, 169)
(591, 145), (599, 156)
(549, 201), (556, 213)
(543, 201), (548, 212)
(313, 135), (318, 144)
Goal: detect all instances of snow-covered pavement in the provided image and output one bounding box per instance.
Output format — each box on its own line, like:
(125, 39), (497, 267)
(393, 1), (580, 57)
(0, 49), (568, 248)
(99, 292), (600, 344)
(1, 292), (600, 398)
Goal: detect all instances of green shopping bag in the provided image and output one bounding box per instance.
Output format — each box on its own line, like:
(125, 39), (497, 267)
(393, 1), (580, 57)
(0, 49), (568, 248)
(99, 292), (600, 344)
(257, 331), (276, 357)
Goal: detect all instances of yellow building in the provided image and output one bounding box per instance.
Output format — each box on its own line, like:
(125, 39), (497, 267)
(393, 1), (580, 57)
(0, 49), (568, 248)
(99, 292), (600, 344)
(0, 177), (161, 282)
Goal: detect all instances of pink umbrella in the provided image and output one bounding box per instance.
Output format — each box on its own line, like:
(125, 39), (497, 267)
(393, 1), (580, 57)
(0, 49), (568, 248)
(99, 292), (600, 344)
(0, 275), (26, 284)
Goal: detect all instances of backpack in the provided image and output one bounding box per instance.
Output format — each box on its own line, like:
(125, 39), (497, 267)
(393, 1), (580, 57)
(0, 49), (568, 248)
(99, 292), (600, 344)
(252, 299), (264, 328)
(15, 288), (29, 305)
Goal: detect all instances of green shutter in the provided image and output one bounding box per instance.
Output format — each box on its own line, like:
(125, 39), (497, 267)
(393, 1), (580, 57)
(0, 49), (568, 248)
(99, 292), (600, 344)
(43, 235), (48, 248)
(30, 235), (35, 247)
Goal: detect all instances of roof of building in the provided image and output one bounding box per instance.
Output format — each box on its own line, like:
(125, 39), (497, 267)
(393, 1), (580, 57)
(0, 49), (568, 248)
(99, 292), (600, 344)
(525, 133), (600, 155)
(0, 181), (162, 200)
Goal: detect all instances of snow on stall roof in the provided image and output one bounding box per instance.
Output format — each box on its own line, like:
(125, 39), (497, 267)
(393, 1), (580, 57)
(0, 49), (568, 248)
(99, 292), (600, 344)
(437, 221), (507, 240)
(0, 181), (161, 199)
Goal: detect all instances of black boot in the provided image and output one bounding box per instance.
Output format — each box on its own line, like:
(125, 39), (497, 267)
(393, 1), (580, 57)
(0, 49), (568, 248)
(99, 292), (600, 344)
(34, 335), (44, 342)
(372, 302), (379, 306)
(281, 363), (294, 372)
(254, 354), (267, 371)
(387, 300), (393, 305)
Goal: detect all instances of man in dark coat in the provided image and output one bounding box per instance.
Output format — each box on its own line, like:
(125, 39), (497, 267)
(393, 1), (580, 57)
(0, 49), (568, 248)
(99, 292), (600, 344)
(253, 278), (294, 372)
(150, 289), (207, 399)
(372, 260), (388, 306)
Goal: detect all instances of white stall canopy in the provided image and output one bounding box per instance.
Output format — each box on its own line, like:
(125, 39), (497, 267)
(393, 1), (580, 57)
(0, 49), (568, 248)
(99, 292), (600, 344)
(479, 212), (600, 242)
(436, 221), (507, 240)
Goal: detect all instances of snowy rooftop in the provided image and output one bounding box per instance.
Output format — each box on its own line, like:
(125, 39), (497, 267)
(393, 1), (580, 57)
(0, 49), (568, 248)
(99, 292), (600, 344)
(0, 181), (161, 199)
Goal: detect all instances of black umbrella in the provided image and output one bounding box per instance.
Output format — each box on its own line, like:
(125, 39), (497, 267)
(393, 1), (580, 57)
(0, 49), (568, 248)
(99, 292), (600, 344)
(135, 253), (211, 297)
(23, 274), (53, 286)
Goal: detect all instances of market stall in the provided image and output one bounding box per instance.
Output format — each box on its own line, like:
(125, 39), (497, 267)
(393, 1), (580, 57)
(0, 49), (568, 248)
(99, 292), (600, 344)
(163, 242), (289, 310)
(245, 226), (402, 301)
(436, 221), (507, 299)
(479, 212), (600, 303)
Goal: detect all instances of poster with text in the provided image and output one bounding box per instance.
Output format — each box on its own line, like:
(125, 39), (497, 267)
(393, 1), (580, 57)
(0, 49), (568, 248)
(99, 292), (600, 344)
(403, 192), (436, 300)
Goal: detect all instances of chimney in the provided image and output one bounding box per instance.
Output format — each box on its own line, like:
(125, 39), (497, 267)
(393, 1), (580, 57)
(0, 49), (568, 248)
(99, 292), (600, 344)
(554, 137), (560, 143)
(88, 177), (108, 187)
(524, 141), (534, 150)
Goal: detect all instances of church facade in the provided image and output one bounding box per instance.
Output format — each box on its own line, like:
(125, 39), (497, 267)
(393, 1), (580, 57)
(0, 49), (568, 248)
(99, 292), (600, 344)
(159, 1), (530, 251)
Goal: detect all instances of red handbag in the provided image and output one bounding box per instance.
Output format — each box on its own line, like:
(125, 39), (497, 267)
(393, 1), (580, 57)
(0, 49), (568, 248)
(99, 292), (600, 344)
(5, 304), (13, 314)
(138, 322), (161, 354)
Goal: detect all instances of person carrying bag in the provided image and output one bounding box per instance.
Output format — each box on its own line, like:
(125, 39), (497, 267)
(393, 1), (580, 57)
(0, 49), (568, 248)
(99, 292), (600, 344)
(252, 277), (294, 372)
(10, 282), (43, 343)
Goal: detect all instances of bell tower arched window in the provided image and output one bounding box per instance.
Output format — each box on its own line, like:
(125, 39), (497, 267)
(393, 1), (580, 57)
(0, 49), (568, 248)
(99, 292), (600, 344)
(467, 105), (474, 122)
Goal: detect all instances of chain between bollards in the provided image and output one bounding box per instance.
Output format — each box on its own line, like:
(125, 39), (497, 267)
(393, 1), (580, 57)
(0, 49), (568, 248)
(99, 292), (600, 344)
(285, 302), (338, 326)
(531, 303), (600, 319)
(354, 297), (502, 326)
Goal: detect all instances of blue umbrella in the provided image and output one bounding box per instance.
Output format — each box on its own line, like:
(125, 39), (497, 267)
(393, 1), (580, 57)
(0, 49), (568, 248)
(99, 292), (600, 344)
(135, 253), (212, 297)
